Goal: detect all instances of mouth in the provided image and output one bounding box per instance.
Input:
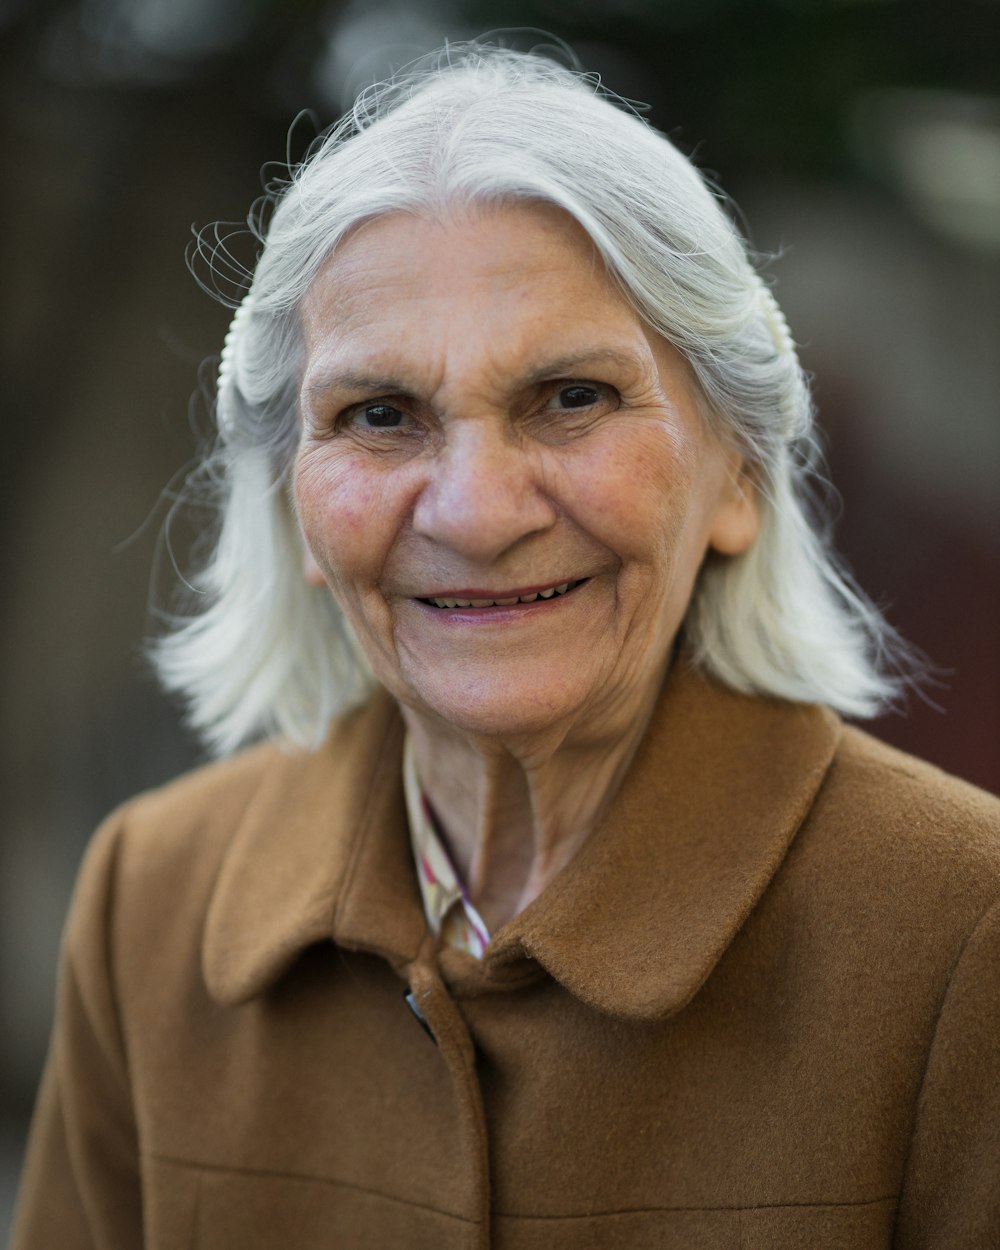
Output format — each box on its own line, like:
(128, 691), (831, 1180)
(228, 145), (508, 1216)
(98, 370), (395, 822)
(416, 577), (589, 610)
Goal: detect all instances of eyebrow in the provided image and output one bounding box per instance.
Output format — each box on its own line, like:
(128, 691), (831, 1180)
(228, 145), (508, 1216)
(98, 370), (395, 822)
(521, 348), (644, 386)
(305, 371), (410, 401)
(304, 347), (645, 403)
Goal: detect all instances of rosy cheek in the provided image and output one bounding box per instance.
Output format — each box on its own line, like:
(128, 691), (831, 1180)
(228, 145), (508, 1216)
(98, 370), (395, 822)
(331, 497), (374, 535)
(295, 458), (396, 595)
(573, 435), (678, 523)
(297, 458), (370, 529)
(579, 443), (696, 582)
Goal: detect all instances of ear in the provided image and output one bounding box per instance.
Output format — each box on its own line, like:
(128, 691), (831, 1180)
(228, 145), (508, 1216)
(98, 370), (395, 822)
(708, 456), (760, 556)
(303, 544), (327, 588)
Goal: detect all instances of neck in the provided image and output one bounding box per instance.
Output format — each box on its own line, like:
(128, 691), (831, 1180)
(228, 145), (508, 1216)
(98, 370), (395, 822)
(400, 672), (665, 934)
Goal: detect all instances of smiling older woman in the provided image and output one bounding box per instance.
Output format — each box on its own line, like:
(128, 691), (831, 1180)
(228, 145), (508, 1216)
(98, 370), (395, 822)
(12, 44), (1000, 1250)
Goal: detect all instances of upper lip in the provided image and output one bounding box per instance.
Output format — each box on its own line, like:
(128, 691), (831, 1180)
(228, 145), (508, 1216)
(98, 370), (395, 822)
(417, 578), (583, 599)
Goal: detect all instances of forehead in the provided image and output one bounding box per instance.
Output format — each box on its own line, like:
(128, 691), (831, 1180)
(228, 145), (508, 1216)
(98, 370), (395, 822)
(307, 200), (610, 294)
(299, 202), (642, 368)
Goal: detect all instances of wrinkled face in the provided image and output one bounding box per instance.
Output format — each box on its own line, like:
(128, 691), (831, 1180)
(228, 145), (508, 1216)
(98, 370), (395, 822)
(294, 203), (757, 740)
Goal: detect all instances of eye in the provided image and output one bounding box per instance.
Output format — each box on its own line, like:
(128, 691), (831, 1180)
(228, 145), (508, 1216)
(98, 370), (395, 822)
(349, 401), (408, 430)
(542, 382), (618, 412)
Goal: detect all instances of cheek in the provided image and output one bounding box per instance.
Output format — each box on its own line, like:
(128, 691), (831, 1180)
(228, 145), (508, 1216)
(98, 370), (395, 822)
(568, 424), (699, 559)
(293, 453), (388, 585)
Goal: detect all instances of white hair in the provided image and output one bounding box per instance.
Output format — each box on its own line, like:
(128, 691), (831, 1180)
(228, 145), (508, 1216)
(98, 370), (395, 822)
(154, 42), (908, 754)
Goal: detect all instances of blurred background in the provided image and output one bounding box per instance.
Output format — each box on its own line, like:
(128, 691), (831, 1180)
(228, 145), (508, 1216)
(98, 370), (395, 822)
(1, 0), (998, 1232)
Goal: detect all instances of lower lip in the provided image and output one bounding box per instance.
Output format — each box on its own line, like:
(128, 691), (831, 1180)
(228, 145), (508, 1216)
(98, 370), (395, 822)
(410, 579), (591, 623)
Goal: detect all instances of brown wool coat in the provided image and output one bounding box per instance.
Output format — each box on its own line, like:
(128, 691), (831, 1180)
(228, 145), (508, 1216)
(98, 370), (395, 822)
(10, 662), (1000, 1249)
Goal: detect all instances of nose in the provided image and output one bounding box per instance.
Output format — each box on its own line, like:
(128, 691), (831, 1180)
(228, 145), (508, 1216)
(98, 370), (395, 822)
(412, 421), (557, 561)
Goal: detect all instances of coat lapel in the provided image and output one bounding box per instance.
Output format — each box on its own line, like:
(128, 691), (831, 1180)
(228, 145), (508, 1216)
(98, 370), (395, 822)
(202, 690), (423, 1006)
(481, 660), (842, 1018)
(203, 660), (841, 1020)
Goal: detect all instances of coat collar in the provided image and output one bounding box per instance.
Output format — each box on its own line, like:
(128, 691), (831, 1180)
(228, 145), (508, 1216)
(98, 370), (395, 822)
(203, 689), (425, 1006)
(204, 660), (841, 1020)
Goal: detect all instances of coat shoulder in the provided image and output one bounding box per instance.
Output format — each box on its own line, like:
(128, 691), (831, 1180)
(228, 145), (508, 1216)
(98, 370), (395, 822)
(834, 725), (1000, 842)
(91, 739), (301, 888)
(72, 698), (383, 953)
(64, 741), (306, 962)
(804, 724), (1000, 916)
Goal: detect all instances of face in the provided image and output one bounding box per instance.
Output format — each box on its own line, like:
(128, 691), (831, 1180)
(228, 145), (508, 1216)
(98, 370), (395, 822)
(293, 203), (758, 742)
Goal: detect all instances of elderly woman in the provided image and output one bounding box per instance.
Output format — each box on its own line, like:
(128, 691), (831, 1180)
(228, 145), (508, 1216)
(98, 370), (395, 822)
(12, 44), (1000, 1250)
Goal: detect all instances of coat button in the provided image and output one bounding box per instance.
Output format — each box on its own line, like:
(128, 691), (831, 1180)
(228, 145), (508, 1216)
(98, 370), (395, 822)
(404, 989), (436, 1043)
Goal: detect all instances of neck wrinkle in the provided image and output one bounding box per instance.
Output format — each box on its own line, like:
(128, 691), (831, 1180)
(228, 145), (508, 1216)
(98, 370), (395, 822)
(401, 661), (667, 933)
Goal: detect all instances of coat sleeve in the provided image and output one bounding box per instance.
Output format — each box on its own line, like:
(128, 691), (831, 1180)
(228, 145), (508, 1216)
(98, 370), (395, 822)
(894, 895), (1000, 1248)
(9, 811), (144, 1249)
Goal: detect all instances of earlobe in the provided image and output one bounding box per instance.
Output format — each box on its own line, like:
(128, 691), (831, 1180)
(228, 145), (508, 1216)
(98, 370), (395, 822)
(303, 545), (327, 588)
(708, 460), (760, 556)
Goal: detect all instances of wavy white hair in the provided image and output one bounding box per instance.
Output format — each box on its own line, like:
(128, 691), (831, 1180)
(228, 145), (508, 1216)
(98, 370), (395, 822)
(154, 42), (906, 754)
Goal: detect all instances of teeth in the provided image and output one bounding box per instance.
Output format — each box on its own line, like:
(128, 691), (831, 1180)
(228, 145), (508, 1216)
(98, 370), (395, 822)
(427, 579), (580, 609)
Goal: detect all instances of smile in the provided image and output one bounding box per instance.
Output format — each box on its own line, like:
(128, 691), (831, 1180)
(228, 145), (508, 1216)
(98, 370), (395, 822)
(418, 578), (588, 610)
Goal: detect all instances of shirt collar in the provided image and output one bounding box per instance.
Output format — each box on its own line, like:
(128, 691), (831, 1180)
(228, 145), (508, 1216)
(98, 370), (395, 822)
(403, 736), (491, 957)
(203, 660), (840, 1019)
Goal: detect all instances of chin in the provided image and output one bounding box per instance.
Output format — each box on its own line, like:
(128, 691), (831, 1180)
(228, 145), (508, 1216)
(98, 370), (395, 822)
(403, 675), (588, 741)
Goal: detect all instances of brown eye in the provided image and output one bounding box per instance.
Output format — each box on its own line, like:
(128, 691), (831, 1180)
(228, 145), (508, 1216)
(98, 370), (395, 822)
(552, 385), (601, 409)
(557, 385), (597, 410)
(353, 403), (406, 429)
